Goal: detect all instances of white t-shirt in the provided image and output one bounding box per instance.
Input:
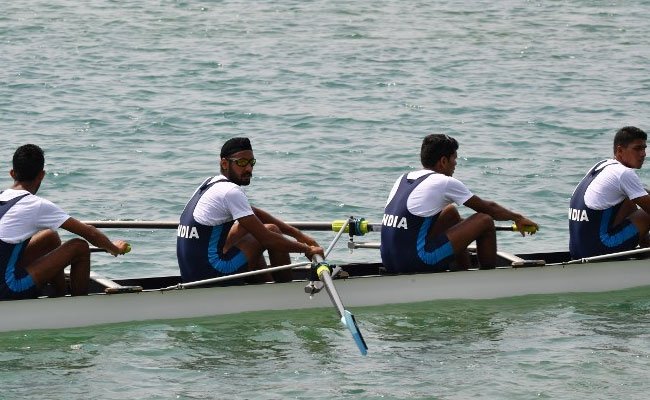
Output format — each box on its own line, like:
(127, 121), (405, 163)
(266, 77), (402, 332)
(385, 170), (474, 217)
(583, 159), (648, 210)
(192, 175), (255, 225)
(0, 189), (70, 244)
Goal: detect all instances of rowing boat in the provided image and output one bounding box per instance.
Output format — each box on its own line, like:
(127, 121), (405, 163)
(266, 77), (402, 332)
(1, 219), (649, 334)
(2, 248), (650, 334)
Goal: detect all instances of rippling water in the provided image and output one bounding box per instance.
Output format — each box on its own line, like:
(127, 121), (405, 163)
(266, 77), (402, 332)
(2, 1), (650, 398)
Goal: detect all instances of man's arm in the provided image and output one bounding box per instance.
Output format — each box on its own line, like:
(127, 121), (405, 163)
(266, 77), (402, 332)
(238, 213), (322, 258)
(464, 195), (538, 234)
(633, 194), (650, 215)
(60, 218), (130, 256)
(252, 206), (319, 246)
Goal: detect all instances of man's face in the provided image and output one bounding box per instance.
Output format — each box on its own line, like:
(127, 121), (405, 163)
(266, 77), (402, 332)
(616, 139), (646, 169)
(441, 151), (458, 176)
(221, 150), (255, 186)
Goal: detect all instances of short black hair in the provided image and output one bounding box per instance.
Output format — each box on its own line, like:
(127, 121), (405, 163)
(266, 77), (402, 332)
(614, 126), (647, 153)
(12, 144), (45, 182)
(421, 134), (459, 168)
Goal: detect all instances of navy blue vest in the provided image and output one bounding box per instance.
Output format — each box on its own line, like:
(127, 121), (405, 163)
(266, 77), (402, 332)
(176, 178), (248, 282)
(380, 173), (454, 273)
(0, 193), (37, 299)
(569, 161), (638, 259)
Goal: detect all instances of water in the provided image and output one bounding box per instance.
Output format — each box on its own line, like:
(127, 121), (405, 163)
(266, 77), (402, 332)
(2, 0), (650, 398)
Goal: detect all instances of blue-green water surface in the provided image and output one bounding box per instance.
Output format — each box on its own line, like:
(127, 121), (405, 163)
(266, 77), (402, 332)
(2, 1), (650, 398)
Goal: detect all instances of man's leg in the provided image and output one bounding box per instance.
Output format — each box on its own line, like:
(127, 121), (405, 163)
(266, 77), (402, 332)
(445, 213), (496, 269)
(428, 205), (471, 269)
(613, 200), (650, 247)
(225, 222), (292, 282)
(262, 224), (293, 282)
(19, 230), (91, 296)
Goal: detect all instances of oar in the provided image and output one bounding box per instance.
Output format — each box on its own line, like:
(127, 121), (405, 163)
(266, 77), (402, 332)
(81, 220), (380, 232)
(497, 223), (538, 233)
(310, 217), (368, 355)
(90, 243), (132, 254)
(82, 219), (536, 234)
(163, 260), (312, 290)
(312, 253), (368, 356)
(549, 246), (650, 266)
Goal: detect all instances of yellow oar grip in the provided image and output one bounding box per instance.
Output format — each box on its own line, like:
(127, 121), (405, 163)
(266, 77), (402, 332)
(316, 264), (330, 280)
(331, 219), (370, 235)
(512, 224), (538, 234)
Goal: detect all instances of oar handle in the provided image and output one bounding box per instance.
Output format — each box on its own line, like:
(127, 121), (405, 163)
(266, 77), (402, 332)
(498, 224), (538, 234)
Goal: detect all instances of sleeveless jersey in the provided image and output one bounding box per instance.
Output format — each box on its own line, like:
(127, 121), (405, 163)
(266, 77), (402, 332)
(176, 178), (248, 282)
(380, 173), (454, 273)
(569, 161), (639, 259)
(0, 193), (39, 300)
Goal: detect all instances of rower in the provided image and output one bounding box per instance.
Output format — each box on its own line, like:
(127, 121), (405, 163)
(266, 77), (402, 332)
(569, 126), (650, 259)
(0, 144), (130, 300)
(176, 137), (324, 284)
(380, 134), (538, 272)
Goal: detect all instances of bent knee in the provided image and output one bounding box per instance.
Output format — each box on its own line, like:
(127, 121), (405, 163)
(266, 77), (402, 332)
(36, 229), (62, 250)
(65, 238), (90, 253)
(264, 223), (282, 234)
(474, 213), (495, 230)
(442, 204), (462, 220)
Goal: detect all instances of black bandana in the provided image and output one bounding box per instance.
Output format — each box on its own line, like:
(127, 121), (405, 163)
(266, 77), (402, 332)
(220, 137), (252, 158)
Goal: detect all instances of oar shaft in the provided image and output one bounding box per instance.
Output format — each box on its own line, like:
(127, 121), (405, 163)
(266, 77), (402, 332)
(83, 221), (178, 229)
(556, 246), (650, 265)
(176, 261), (312, 289)
(82, 220), (528, 233)
(313, 254), (346, 319)
(325, 219), (349, 259)
(81, 220), (381, 231)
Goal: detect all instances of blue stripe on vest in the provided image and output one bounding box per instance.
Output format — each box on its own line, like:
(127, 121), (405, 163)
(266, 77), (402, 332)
(207, 225), (248, 274)
(4, 242), (34, 292)
(0, 192), (35, 294)
(416, 216), (454, 265)
(599, 208), (638, 248)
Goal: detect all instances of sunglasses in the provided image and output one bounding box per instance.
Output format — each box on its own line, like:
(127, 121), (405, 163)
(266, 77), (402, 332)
(227, 157), (256, 167)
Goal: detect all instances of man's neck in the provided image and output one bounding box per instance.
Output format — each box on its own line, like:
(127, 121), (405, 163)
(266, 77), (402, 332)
(11, 182), (37, 194)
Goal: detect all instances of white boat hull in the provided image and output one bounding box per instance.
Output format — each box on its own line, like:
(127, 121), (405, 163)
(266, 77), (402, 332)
(2, 256), (650, 333)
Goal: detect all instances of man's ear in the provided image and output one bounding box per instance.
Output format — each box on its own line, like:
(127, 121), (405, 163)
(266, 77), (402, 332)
(438, 156), (449, 168)
(9, 170), (16, 180)
(219, 158), (228, 173)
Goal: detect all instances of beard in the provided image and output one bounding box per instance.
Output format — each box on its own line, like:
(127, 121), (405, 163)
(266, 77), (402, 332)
(227, 171), (252, 186)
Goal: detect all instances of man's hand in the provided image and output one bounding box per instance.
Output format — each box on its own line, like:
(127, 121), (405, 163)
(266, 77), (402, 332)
(297, 232), (319, 247)
(514, 217), (539, 236)
(108, 240), (131, 256)
(305, 245), (325, 260)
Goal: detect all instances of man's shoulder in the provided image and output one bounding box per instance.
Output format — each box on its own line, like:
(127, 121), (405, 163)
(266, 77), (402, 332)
(406, 169), (440, 180)
(599, 160), (638, 179)
(202, 180), (248, 205)
(0, 190), (54, 209)
(0, 189), (32, 201)
(204, 176), (242, 193)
